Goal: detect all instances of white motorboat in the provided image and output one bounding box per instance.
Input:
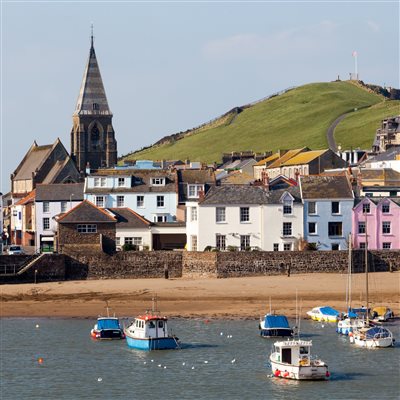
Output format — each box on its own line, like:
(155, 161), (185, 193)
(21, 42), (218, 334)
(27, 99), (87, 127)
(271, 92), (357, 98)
(349, 326), (394, 348)
(270, 339), (330, 380)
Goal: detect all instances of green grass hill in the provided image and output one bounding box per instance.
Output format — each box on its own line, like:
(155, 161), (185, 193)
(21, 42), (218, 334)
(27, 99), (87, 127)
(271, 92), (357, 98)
(122, 81), (399, 164)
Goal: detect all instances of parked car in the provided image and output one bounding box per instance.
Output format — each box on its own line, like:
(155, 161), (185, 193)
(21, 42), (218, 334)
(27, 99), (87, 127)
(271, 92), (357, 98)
(7, 245), (24, 255)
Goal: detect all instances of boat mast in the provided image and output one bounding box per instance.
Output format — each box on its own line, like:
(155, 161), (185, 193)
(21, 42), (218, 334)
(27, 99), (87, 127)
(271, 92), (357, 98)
(347, 233), (352, 311)
(365, 214), (369, 325)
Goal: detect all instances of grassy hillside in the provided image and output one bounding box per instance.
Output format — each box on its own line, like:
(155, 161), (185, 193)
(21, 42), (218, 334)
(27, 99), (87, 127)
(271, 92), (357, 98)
(334, 100), (400, 149)
(125, 81), (386, 164)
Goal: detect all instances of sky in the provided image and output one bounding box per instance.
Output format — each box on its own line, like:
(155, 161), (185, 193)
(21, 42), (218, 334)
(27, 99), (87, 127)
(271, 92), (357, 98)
(1, 1), (399, 194)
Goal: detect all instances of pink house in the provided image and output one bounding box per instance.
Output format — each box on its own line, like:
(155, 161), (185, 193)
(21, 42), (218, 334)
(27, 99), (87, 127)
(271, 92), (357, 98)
(353, 197), (400, 250)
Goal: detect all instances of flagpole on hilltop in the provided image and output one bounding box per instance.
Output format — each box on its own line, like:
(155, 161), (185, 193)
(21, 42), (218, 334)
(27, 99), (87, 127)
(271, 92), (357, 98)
(352, 51), (358, 80)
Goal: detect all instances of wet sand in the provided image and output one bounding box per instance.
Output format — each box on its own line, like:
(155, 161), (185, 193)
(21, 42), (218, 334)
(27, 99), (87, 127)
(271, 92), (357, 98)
(1, 272), (399, 319)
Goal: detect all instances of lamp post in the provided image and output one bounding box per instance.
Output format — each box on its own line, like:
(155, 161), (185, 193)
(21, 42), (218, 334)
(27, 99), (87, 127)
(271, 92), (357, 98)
(12, 210), (17, 244)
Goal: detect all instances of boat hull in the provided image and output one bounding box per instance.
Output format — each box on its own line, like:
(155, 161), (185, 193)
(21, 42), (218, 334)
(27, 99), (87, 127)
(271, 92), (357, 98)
(349, 335), (394, 348)
(270, 359), (329, 380)
(90, 329), (125, 340)
(260, 328), (293, 338)
(308, 314), (338, 323)
(125, 335), (179, 350)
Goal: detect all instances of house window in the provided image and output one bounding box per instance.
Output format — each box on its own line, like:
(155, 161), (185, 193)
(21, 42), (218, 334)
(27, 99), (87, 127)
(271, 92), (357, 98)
(43, 218), (50, 230)
(359, 242), (366, 249)
(157, 196), (164, 207)
(331, 243), (339, 251)
(282, 222), (292, 237)
(216, 234), (226, 250)
(283, 243), (291, 251)
(61, 201), (67, 213)
(191, 235), (198, 251)
(382, 221), (391, 234)
(118, 177), (125, 187)
(117, 196), (125, 207)
(137, 196), (144, 208)
(154, 215), (167, 222)
(116, 236), (121, 245)
(308, 201), (316, 215)
(151, 177), (165, 186)
(308, 222), (317, 235)
(328, 222), (342, 237)
(358, 222), (366, 234)
(94, 178), (100, 187)
(43, 202), (50, 213)
(283, 200), (292, 215)
(95, 196), (105, 208)
(382, 203), (390, 213)
(382, 242), (391, 249)
(240, 235), (250, 251)
(240, 207), (250, 222)
(77, 224), (97, 233)
(216, 207), (226, 223)
(188, 184), (204, 198)
(362, 203), (370, 214)
(190, 207), (197, 222)
(273, 243), (279, 251)
(331, 201), (340, 214)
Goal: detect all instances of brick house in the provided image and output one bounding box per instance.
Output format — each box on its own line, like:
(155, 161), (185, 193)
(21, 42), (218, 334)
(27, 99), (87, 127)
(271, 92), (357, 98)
(56, 200), (116, 254)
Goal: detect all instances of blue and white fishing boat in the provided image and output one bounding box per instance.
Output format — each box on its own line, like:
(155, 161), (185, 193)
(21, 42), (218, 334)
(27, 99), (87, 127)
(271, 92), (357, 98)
(259, 314), (294, 337)
(91, 313), (125, 340)
(124, 299), (180, 350)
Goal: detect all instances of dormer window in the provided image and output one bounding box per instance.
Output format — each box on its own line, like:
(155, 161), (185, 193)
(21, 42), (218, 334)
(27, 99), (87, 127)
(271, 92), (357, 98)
(188, 184), (204, 198)
(362, 203), (370, 214)
(382, 203), (390, 213)
(151, 177), (165, 186)
(118, 177), (125, 187)
(283, 199), (292, 215)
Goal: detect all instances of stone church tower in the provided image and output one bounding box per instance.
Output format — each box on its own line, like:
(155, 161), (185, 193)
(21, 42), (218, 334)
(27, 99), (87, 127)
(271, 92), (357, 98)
(71, 35), (117, 172)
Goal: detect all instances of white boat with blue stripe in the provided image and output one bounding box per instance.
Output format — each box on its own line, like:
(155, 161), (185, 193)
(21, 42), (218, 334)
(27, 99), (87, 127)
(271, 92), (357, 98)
(124, 300), (180, 350)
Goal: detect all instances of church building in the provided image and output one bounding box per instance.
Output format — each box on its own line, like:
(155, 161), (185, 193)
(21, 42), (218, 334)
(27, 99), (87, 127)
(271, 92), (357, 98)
(71, 34), (118, 172)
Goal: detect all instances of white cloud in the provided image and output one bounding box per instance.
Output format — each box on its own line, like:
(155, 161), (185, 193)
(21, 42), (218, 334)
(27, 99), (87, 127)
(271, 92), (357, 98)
(203, 21), (339, 61)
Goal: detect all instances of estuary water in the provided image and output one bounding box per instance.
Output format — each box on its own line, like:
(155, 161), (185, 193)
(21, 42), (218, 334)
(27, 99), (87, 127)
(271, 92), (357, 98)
(1, 318), (399, 400)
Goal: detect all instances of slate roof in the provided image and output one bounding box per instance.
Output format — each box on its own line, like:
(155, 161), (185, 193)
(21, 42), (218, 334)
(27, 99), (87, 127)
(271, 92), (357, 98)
(14, 143), (52, 180)
(86, 169), (178, 194)
(219, 171), (255, 185)
(360, 168), (400, 186)
(108, 208), (151, 228)
(176, 169), (215, 203)
(366, 147), (400, 163)
(300, 175), (354, 200)
(58, 200), (116, 223)
(36, 183), (84, 202)
(74, 40), (111, 116)
(200, 185), (301, 205)
(354, 197), (400, 207)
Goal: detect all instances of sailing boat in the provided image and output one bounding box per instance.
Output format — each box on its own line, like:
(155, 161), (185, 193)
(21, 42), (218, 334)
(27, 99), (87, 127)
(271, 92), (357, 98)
(269, 293), (330, 380)
(349, 217), (394, 348)
(337, 234), (369, 335)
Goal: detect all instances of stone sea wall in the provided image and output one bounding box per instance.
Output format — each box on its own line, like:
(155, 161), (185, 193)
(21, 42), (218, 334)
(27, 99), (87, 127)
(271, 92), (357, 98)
(0, 250), (399, 283)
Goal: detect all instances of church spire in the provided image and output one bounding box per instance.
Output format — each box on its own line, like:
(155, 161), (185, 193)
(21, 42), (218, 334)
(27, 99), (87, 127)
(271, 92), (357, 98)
(74, 28), (111, 116)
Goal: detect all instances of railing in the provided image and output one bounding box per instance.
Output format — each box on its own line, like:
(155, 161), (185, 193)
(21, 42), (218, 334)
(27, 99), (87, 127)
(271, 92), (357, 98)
(0, 265), (19, 275)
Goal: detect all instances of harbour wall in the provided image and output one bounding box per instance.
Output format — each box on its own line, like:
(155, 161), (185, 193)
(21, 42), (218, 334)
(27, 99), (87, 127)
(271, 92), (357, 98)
(0, 250), (399, 283)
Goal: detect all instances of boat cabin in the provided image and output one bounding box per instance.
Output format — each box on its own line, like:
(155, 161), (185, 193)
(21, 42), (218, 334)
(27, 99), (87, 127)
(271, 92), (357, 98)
(132, 315), (169, 339)
(273, 340), (312, 367)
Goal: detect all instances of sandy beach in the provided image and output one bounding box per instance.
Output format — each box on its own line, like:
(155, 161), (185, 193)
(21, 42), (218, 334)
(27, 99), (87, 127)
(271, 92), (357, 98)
(1, 272), (399, 319)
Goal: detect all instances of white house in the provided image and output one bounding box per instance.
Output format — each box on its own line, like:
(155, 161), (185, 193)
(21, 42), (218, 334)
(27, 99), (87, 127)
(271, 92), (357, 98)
(186, 185), (303, 252)
(84, 169), (178, 223)
(35, 183), (84, 252)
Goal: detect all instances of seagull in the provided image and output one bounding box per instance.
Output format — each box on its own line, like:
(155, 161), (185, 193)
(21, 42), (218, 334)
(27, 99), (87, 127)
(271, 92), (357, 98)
(231, 359), (236, 364)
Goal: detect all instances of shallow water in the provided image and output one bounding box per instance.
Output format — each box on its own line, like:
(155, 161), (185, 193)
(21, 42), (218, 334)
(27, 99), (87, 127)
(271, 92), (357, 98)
(1, 318), (399, 399)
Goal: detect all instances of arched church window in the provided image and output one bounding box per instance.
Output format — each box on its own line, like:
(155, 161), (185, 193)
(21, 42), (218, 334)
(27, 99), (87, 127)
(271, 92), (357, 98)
(92, 103), (99, 111)
(91, 124), (101, 150)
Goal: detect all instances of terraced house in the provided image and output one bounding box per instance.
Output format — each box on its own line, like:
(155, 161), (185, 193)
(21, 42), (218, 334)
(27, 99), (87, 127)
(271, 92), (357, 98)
(300, 174), (354, 251)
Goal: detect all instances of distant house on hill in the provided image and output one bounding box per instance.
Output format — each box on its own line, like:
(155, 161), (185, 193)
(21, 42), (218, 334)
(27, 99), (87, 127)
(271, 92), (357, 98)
(256, 149), (347, 181)
(372, 115), (400, 153)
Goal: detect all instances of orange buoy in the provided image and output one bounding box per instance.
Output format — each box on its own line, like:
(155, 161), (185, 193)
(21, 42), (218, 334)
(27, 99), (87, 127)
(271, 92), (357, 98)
(283, 371), (289, 377)
(274, 369), (281, 377)
(38, 357), (43, 364)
